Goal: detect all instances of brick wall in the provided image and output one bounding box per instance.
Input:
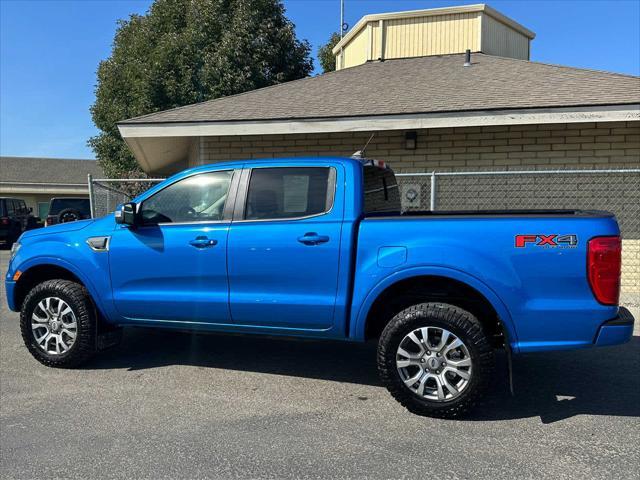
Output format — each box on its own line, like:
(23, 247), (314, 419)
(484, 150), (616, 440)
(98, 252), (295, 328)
(199, 121), (639, 171)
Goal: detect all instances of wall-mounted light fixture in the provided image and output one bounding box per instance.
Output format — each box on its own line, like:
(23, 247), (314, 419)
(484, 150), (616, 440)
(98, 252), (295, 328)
(405, 131), (417, 150)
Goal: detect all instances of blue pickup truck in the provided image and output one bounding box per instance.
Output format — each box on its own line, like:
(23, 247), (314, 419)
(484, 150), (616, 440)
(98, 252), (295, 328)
(4, 157), (634, 417)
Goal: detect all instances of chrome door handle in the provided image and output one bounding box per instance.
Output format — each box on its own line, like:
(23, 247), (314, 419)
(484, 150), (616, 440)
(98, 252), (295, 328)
(189, 236), (218, 248)
(297, 232), (329, 245)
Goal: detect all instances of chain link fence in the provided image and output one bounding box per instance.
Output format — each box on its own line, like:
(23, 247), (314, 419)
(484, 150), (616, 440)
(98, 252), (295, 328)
(396, 169), (640, 294)
(89, 168), (640, 293)
(88, 176), (164, 221)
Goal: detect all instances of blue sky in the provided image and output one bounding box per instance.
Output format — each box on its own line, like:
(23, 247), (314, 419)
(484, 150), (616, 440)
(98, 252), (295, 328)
(1, 0), (639, 160)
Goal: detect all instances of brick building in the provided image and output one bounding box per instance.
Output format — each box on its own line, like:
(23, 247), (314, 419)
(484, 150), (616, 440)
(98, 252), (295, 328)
(117, 5), (639, 174)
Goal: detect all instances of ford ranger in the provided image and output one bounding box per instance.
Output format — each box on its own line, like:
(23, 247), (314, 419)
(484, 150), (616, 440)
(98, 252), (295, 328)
(4, 157), (635, 418)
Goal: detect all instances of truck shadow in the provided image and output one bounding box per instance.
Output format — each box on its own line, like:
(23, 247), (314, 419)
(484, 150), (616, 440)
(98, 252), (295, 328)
(87, 329), (640, 423)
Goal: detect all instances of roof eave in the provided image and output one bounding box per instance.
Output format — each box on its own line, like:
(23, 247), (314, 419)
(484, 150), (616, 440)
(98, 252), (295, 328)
(118, 104), (639, 173)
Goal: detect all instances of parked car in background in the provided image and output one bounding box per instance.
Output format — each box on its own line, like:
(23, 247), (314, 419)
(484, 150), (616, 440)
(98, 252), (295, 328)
(5, 157), (634, 418)
(0, 197), (38, 248)
(46, 198), (91, 226)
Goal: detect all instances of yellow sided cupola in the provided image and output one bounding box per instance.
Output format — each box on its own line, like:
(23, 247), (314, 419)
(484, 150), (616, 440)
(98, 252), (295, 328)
(332, 3), (535, 70)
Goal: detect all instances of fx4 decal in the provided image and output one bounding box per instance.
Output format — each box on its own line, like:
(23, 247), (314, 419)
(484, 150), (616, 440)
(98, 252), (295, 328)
(515, 234), (578, 248)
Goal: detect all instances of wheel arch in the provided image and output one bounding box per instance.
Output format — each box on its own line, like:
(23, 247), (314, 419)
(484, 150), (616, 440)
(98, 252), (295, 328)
(353, 267), (518, 350)
(13, 258), (105, 318)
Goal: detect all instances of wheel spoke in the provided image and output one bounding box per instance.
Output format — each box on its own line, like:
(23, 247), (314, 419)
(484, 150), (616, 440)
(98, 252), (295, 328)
(444, 338), (463, 355)
(406, 332), (424, 353)
(403, 371), (423, 387)
(397, 358), (421, 368)
(442, 375), (459, 395)
(434, 329), (451, 351)
(60, 305), (73, 318)
(58, 336), (70, 352)
(32, 312), (48, 323)
(41, 333), (52, 348)
(34, 331), (49, 344)
(446, 357), (471, 368)
(61, 328), (76, 339)
(36, 302), (49, 319)
(416, 374), (429, 396)
(397, 347), (420, 360)
(433, 375), (445, 400)
(446, 366), (470, 380)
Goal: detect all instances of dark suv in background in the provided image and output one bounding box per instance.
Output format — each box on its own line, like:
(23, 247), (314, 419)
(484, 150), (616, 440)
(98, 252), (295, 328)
(0, 197), (38, 248)
(46, 197), (91, 226)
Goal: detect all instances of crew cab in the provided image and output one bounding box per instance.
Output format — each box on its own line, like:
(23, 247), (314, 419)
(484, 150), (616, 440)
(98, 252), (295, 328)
(4, 157), (634, 418)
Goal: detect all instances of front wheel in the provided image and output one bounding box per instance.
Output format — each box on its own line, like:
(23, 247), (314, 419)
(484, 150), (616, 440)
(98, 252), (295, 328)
(377, 302), (494, 418)
(20, 279), (97, 368)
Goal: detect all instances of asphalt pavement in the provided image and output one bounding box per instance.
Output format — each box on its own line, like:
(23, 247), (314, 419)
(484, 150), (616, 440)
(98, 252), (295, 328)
(1, 250), (639, 479)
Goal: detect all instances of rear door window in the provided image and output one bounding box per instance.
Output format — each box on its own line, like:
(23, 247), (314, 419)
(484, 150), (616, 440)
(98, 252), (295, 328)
(244, 167), (335, 220)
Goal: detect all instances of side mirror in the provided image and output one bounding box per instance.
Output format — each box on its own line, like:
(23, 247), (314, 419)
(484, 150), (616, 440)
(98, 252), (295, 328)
(115, 202), (138, 226)
(29, 207), (33, 213)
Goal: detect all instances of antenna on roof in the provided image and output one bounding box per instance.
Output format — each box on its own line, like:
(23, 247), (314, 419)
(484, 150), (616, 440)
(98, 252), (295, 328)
(351, 133), (375, 159)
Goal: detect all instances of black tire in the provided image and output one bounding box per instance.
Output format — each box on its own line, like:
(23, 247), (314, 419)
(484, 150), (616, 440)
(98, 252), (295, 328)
(377, 302), (494, 418)
(58, 208), (81, 223)
(20, 279), (97, 368)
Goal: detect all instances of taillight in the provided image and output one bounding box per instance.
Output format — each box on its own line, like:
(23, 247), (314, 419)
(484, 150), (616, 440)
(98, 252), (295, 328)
(46, 217), (54, 226)
(587, 236), (621, 305)
(1, 217), (8, 225)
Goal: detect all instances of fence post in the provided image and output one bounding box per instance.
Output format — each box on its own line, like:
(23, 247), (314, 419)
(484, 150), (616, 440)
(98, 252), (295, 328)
(87, 173), (95, 219)
(430, 171), (437, 211)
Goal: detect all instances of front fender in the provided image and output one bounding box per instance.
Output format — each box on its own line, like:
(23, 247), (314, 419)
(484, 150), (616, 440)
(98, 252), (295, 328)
(350, 265), (519, 351)
(7, 242), (116, 322)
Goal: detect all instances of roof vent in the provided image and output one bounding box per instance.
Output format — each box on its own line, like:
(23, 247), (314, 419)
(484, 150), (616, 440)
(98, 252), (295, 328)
(464, 49), (472, 67)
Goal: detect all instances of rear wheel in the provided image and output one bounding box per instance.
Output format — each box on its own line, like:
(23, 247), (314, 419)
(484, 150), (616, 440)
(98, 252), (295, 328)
(377, 302), (494, 418)
(20, 279), (97, 368)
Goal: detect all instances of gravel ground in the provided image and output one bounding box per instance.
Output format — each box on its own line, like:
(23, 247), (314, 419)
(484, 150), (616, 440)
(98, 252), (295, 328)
(1, 250), (639, 479)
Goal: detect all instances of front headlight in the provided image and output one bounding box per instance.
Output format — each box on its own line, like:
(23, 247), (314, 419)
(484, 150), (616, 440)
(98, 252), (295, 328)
(10, 242), (21, 260)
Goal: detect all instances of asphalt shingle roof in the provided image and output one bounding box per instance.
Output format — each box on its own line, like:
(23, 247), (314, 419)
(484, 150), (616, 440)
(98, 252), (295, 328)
(0, 157), (102, 184)
(121, 53), (640, 125)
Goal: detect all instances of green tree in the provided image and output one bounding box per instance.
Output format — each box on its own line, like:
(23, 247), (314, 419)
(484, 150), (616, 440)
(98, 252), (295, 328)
(317, 32), (340, 73)
(90, 0), (313, 177)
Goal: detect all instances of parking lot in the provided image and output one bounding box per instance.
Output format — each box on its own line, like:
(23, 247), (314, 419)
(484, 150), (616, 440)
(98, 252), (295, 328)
(1, 250), (638, 479)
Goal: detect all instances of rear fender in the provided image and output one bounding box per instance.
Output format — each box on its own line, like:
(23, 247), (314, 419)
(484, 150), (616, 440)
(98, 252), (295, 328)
(351, 266), (519, 351)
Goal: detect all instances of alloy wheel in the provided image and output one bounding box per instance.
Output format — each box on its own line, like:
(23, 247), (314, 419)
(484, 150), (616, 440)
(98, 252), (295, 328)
(31, 297), (78, 355)
(396, 326), (472, 402)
